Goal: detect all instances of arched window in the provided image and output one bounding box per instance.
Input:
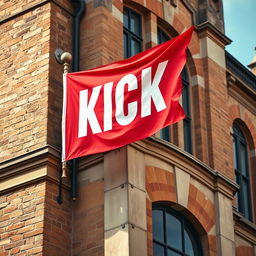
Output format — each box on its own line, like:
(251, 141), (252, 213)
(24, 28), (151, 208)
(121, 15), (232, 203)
(152, 204), (203, 256)
(233, 123), (252, 220)
(157, 28), (192, 153)
(123, 7), (142, 58)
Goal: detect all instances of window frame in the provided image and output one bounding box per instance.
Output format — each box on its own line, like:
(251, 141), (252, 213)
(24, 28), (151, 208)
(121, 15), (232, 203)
(233, 123), (252, 221)
(182, 68), (192, 154)
(123, 7), (143, 59)
(152, 204), (203, 256)
(157, 28), (171, 142)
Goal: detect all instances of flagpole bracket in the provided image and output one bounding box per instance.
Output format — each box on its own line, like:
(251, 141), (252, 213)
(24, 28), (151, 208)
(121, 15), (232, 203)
(55, 48), (64, 64)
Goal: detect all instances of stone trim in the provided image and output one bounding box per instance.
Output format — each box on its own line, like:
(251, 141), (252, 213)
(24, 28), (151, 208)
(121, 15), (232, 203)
(132, 137), (239, 198)
(0, 145), (69, 193)
(196, 21), (232, 47)
(234, 210), (256, 244)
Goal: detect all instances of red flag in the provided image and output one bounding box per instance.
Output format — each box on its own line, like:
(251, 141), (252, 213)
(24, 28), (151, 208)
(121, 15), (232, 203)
(62, 26), (194, 161)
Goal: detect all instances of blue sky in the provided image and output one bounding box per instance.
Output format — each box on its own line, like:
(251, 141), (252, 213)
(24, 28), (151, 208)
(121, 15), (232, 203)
(223, 0), (256, 68)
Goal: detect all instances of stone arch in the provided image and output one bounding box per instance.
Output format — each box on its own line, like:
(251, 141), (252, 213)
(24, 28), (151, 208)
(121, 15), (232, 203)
(146, 166), (215, 256)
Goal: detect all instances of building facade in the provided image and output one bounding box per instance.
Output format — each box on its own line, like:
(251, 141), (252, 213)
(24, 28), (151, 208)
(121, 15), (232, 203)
(0, 0), (256, 255)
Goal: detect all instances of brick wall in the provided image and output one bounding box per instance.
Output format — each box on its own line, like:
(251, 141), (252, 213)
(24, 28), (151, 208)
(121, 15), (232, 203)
(0, 182), (45, 255)
(236, 246), (254, 256)
(0, 2), (51, 162)
(72, 179), (104, 256)
(47, 2), (72, 149)
(0, 180), (72, 256)
(0, 0), (73, 161)
(80, 1), (123, 71)
(43, 180), (72, 256)
(203, 57), (234, 178)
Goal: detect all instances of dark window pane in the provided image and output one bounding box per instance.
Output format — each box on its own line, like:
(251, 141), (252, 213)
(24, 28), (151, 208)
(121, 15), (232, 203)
(130, 12), (141, 36)
(234, 124), (245, 140)
(235, 171), (239, 185)
(184, 119), (192, 153)
(168, 249), (182, 256)
(181, 68), (192, 154)
(152, 209), (164, 242)
(182, 68), (189, 81)
(166, 213), (182, 250)
(233, 138), (237, 169)
(182, 86), (189, 115)
(237, 188), (242, 213)
(123, 32), (128, 59)
(124, 9), (128, 29)
(242, 179), (250, 219)
(153, 243), (165, 256)
(157, 28), (169, 44)
(152, 204), (203, 256)
(157, 31), (161, 44)
(240, 143), (247, 175)
(123, 8), (142, 59)
(160, 127), (170, 141)
(157, 28), (171, 144)
(185, 228), (194, 256)
(131, 39), (141, 56)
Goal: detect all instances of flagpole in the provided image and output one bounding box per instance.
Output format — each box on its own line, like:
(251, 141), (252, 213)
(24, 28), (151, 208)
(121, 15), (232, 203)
(61, 52), (72, 178)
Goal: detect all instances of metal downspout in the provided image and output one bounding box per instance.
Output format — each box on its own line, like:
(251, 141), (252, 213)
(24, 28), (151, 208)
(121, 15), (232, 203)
(70, 0), (86, 200)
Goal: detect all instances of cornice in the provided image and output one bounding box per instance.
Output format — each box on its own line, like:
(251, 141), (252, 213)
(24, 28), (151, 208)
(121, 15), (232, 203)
(226, 51), (256, 94)
(131, 136), (239, 199)
(196, 21), (232, 48)
(227, 75), (256, 115)
(234, 209), (256, 243)
(0, 145), (59, 172)
(0, 145), (70, 193)
(1, 139), (239, 199)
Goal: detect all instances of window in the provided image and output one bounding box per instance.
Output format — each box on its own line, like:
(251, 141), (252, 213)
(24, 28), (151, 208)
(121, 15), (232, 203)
(153, 204), (202, 256)
(233, 123), (252, 220)
(182, 68), (192, 154)
(158, 28), (169, 44)
(123, 8), (142, 58)
(157, 28), (192, 152)
(158, 29), (171, 141)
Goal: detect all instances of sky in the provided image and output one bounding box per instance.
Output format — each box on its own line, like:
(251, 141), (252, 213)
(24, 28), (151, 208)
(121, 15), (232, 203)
(223, 0), (256, 68)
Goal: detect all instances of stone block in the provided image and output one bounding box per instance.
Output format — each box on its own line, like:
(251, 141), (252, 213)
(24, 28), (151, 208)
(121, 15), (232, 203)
(175, 166), (190, 208)
(128, 146), (145, 191)
(105, 225), (129, 256)
(104, 147), (128, 191)
(104, 185), (128, 231)
(128, 186), (147, 230)
(129, 226), (147, 256)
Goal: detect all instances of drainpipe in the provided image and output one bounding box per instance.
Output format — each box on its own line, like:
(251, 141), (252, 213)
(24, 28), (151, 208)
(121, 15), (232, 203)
(71, 0), (86, 72)
(70, 0), (86, 200)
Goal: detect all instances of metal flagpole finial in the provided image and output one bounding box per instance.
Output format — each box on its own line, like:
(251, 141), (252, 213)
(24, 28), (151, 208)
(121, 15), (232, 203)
(60, 52), (72, 74)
